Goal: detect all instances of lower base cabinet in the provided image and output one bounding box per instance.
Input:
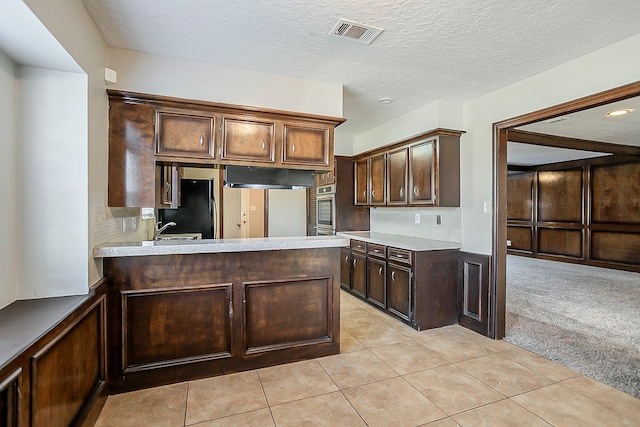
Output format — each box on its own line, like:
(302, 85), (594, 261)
(0, 284), (107, 427)
(387, 262), (411, 322)
(341, 239), (458, 330)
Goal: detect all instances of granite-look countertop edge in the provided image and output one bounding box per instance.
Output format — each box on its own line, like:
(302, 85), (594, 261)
(94, 236), (349, 258)
(337, 231), (461, 251)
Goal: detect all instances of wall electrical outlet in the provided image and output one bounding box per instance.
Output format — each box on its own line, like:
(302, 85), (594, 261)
(414, 213), (420, 224)
(436, 214), (442, 225)
(483, 201), (492, 214)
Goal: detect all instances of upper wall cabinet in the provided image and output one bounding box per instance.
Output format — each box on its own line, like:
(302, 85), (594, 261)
(221, 115), (276, 163)
(107, 90), (345, 207)
(282, 122), (331, 168)
(156, 108), (215, 159)
(353, 129), (463, 207)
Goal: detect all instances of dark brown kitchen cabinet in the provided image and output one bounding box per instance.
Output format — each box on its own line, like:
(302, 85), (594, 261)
(369, 154), (386, 206)
(108, 99), (157, 207)
(340, 248), (351, 290)
(155, 108), (215, 159)
(352, 129), (462, 207)
(155, 164), (182, 209)
(107, 90), (345, 207)
(220, 115), (276, 163)
(340, 238), (459, 330)
(350, 241), (367, 298)
(282, 122), (331, 168)
(409, 140), (435, 204)
(355, 159), (369, 205)
(387, 262), (412, 322)
(367, 256), (386, 309)
(0, 369), (20, 427)
(387, 147), (408, 205)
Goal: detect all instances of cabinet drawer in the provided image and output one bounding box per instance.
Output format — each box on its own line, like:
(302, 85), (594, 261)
(350, 240), (367, 253)
(367, 243), (386, 258)
(388, 248), (412, 265)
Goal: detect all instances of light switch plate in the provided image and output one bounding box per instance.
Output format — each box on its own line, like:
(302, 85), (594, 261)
(483, 201), (491, 213)
(414, 213), (420, 224)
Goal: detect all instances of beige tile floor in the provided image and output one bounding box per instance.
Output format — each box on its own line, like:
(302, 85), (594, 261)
(95, 290), (640, 426)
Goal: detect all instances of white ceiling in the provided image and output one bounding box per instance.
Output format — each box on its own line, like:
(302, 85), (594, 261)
(82, 0), (640, 143)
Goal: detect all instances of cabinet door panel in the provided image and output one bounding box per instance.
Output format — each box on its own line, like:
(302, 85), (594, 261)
(351, 253), (367, 298)
(156, 110), (215, 158)
(355, 160), (369, 205)
(221, 117), (275, 163)
(409, 140), (436, 204)
(387, 148), (408, 205)
(387, 263), (411, 321)
(282, 123), (330, 167)
(369, 155), (386, 206)
(340, 249), (351, 290)
(367, 258), (386, 308)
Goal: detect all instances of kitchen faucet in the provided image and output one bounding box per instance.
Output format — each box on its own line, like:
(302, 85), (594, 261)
(154, 221), (176, 240)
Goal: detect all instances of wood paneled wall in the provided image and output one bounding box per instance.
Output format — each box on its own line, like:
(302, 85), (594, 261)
(507, 158), (640, 272)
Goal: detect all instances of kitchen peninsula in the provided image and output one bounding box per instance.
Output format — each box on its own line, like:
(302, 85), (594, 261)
(95, 235), (347, 392)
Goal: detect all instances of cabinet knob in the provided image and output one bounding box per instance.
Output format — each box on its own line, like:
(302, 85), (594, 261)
(200, 134), (204, 147)
(391, 271), (396, 281)
(413, 186), (419, 196)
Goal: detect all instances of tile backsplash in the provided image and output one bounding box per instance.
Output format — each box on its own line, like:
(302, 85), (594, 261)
(370, 207), (461, 243)
(93, 206), (152, 245)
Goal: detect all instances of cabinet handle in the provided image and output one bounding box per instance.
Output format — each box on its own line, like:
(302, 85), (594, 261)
(261, 140), (265, 151)
(353, 259), (357, 267)
(371, 189), (376, 198)
(391, 271), (396, 281)
(400, 187), (404, 198)
(164, 181), (172, 205)
(200, 134), (204, 147)
(292, 142), (296, 154)
(379, 267), (383, 276)
(345, 255), (349, 263)
(413, 186), (419, 196)
(362, 190), (367, 199)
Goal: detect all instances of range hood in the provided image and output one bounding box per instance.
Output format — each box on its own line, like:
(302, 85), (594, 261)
(223, 166), (314, 189)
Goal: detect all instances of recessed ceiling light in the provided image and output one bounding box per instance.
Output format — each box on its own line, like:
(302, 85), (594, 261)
(605, 108), (634, 117)
(378, 97), (393, 104)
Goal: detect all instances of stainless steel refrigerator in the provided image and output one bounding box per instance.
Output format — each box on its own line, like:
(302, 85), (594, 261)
(159, 179), (216, 238)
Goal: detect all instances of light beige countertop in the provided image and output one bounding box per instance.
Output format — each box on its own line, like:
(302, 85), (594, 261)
(338, 231), (461, 251)
(94, 235), (349, 258)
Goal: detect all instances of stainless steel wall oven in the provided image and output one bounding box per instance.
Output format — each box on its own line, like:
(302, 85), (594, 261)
(316, 184), (336, 235)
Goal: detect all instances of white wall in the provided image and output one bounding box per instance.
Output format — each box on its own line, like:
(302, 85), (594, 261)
(353, 100), (463, 154)
(17, 66), (88, 298)
(460, 32), (640, 254)
(0, 50), (18, 309)
(24, 0), (110, 285)
(268, 190), (307, 237)
(108, 48), (343, 119)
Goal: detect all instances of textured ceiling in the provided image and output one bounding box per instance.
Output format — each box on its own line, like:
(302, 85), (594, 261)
(83, 0), (640, 143)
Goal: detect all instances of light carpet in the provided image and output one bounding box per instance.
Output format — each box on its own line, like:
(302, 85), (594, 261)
(505, 255), (640, 398)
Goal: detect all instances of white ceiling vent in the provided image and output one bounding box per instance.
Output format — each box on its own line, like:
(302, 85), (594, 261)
(329, 18), (384, 45)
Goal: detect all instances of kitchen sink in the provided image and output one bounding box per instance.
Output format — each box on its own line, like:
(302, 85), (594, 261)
(155, 233), (201, 241)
